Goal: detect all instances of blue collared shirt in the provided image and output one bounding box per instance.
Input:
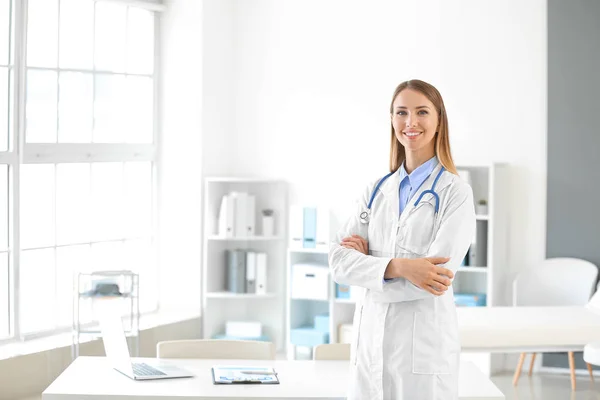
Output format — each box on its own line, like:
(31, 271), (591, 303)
(398, 156), (438, 215)
(384, 156), (438, 283)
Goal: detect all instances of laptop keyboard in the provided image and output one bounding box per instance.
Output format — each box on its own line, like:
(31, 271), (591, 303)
(132, 363), (167, 376)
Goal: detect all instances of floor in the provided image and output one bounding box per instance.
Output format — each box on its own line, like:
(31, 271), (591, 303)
(491, 372), (600, 400)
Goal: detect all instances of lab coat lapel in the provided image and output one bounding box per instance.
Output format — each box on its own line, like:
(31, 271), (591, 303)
(378, 168), (401, 221)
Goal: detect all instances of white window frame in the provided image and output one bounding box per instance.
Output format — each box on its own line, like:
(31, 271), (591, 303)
(0, 0), (164, 345)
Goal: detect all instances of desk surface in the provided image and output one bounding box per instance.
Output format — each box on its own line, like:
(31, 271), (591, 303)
(43, 357), (504, 400)
(458, 306), (600, 352)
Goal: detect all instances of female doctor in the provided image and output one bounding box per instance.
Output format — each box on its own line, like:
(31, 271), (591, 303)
(329, 79), (475, 400)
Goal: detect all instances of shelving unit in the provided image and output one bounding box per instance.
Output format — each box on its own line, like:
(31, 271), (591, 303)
(201, 178), (288, 352)
(72, 270), (139, 360)
(455, 163), (510, 376)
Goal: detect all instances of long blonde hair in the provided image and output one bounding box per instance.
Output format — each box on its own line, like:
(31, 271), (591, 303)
(389, 80), (457, 175)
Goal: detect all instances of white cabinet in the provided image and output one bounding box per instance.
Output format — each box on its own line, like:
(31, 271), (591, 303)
(455, 163), (510, 376)
(202, 178), (288, 352)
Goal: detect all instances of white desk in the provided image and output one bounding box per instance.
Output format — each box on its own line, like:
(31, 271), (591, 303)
(458, 306), (600, 352)
(43, 357), (504, 400)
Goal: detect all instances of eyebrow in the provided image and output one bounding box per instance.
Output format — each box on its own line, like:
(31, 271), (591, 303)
(395, 105), (431, 110)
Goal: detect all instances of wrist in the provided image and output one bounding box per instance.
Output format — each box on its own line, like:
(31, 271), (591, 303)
(385, 258), (410, 279)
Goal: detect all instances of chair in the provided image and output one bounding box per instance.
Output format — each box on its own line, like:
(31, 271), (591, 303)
(512, 257), (599, 390)
(156, 339), (276, 360)
(313, 343), (351, 360)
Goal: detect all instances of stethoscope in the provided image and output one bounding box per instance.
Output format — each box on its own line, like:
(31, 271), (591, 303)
(359, 166), (446, 224)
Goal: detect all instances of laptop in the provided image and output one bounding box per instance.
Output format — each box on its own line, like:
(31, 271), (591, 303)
(99, 312), (194, 380)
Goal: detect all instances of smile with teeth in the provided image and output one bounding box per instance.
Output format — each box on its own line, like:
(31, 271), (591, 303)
(404, 131), (422, 137)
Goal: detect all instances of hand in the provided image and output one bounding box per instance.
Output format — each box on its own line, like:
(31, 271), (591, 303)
(341, 235), (369, 255)
(397, 257), (453, 296)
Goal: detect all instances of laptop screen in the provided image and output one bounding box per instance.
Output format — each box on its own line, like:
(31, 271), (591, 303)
(99, 310), (135, 376)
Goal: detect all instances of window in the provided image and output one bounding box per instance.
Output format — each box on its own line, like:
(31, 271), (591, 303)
(0, 0), (160, 342)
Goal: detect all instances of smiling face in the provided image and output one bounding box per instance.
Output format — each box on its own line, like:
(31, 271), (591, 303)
(391, 88), (439, 161)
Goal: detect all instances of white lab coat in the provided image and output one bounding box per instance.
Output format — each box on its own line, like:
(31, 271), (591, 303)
(329, 163), (475, 400)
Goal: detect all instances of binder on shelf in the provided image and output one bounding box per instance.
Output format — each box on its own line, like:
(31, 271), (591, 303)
(475, 220), (488, 267)
(303, 207), (317, 248)
(256, 252), (267, 295)
(289, 205), (304, 248)
(246, 251), (257, 293)
(232, 192), (248, 237)
(226, 249), (246, 293)
(246, 194), (256, 237)
(315, 207), (330, 250)
(218, 194), (235, 238)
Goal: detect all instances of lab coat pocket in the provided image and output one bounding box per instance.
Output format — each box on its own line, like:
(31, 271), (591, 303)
(397, 199), (437, 256)
(351, 304), (364, 366)
(412, 312), (451, 375)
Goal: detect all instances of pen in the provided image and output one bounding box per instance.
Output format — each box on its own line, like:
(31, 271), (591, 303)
(239, 371), (277, 375)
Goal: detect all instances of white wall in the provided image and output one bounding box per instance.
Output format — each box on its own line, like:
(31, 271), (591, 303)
(158, 0), (204, 308)
(221, 0), (547, 304)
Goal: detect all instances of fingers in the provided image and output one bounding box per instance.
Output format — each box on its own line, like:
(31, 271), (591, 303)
(342, 236), (368, 254)
(426, 257), (451, 265)
(431, 273), (452, 287)
(342, 242), (360, 251)
(423, 284), (445, 296)
(434, 266), (454, 280)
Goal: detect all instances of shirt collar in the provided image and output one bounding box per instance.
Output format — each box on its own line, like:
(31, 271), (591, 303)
(399, 156), (438, 189)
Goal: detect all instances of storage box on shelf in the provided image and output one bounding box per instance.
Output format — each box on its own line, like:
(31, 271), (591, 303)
(202, 178), (287, 351)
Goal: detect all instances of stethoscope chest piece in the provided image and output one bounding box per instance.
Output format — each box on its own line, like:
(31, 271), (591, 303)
(359, 210), (370, 224)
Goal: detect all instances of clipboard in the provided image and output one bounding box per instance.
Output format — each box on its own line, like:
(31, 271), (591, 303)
(211, 365), (280, 384)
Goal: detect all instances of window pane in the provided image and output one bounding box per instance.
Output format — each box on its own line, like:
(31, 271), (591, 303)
(0, 252), (8, 338)
(0, 164), (7, 250)
(93, 74), (126, 143)
(0, 67), (8, 151)
(94, 2), (126, 73)
(56, 244), (89, 327)
(126, 8), (154, 75)
(26, 70), (58, 143)
(124, 162), (151, 238)
(27, 0), (58, 68)
(56, 163), (90, 245)
(20, 164), (55, 249)
(20, 248), (55, 333)
(59, 0), (93, 70)
(91, 163), (123, 241)
(124, 239), (156, 312)
(125, 76), (153, 143)
(0, 0), (9, 66)
(91, 241), (123, 272)
(58, 72), (93, 143)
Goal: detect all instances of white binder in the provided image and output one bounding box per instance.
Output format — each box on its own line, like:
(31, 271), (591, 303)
(246, 251), (257, 293)
(231, 192), (248, 237)
(289, 205), (304, 249)
(256, 252), (267, 295)
(315, 207), (330, 250)
(218, 194), (235, 237)
(246, 194), (256, 237)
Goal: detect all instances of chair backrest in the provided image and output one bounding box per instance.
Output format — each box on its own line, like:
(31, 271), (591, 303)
(313, 343), (350, 360)
(156, 339), (276, 360)
(513, 258), (599, 306)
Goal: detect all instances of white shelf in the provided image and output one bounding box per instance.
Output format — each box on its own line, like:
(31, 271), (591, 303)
(207, 235), (283, 241)
(288, 247), (329, 254)
(206, 292), (277, 299)
(205, 177), (285, 183)
(476, 214), (489, 221)
(458, 266), (488, 273)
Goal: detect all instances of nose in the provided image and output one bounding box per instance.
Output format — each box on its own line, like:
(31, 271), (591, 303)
(405, 114), (417, 127)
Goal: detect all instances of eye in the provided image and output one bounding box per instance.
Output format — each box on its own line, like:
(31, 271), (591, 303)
(418, 110), (429, 115)
(396, 111), (407, 116)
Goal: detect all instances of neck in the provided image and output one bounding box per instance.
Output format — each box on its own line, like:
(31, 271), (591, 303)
(405, 148), (435, 174)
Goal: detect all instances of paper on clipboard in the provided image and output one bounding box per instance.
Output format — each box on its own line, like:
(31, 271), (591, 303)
(211, 365), (280, 384)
